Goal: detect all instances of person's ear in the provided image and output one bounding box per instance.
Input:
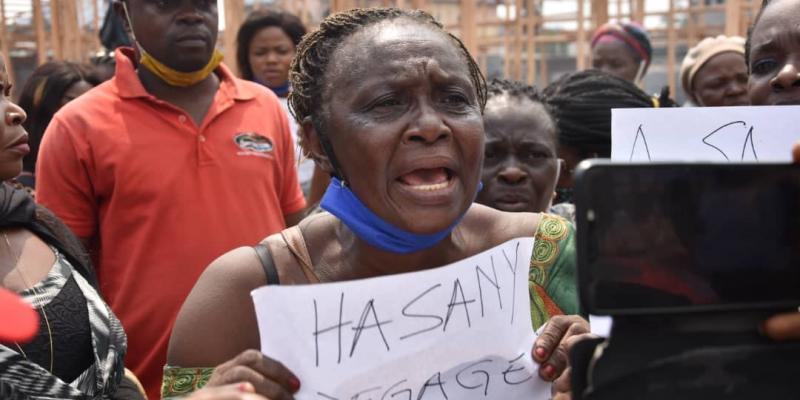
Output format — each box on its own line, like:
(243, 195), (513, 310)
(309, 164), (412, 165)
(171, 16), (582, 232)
(301, 117), (334, 174)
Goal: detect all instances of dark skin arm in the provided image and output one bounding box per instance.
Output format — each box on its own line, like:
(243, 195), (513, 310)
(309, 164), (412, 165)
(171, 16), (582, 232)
(167, 247), (299, 399)
(283, 211), (306, 228)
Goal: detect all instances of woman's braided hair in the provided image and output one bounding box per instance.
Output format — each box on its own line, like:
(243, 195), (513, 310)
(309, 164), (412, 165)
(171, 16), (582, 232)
(288, 7), (487, 131)
(543, 69), (653, 155)
(487, 78), (556, 138)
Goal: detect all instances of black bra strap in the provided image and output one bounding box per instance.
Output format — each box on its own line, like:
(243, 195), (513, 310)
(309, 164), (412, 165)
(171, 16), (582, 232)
(253, 244), (279, 285)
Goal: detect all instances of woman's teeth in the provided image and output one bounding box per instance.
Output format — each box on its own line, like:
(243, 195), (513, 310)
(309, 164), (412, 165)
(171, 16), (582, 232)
(410, 181), (449, 191)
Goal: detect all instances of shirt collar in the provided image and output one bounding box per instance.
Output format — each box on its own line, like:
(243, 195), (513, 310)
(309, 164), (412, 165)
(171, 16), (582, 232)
(112, 47), (256, 101)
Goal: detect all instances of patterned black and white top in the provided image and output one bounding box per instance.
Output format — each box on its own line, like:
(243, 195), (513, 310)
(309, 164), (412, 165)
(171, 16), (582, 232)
(0, 248), (126, 399)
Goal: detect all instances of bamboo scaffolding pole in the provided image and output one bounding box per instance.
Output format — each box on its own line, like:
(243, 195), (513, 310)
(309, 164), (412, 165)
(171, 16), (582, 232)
(33, 0), (47, 65)
(725, 0), (742, 36)
(502, 0), (511, 77)
(576, 0), (587, 70)
(460, 0), (476, 56)
(526, 0), (537, 84)
(223, 0), (245, 75)
(666, 0), (676, 96)
(49, 0), (62, 59)
(513, 0), (524, 80)
(0, 0), (12, 86)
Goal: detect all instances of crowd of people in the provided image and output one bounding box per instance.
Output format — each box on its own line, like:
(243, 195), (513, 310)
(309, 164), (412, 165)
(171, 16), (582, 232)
(0, 0), (798, 399)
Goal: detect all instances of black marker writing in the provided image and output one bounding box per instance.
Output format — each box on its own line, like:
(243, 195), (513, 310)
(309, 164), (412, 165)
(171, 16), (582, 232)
(501, 242), (520, 325)
(502, 353), (533, 385)
(702, 120), (759, 161)
(314, 293), (352, 367)
(628, 124), (652, 161)
(417, 372), (448, 400)
(350, 299), (392, 357)
(455, 359), (492, 395)
(476, 260), (502, 318)
(443, 279), (475, 331)
(381, 380), (412, 400)
(400, 284), (444, 341)
(351, 386), (382, 400)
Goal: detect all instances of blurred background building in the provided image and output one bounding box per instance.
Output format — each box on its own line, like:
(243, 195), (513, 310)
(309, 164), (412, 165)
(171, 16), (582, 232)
(0, 0), (762, 103)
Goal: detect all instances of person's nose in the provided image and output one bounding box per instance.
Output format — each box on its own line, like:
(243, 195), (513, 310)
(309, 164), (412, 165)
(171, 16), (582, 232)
(5, 102), (25, 126)
(498, 165), (528, 185)
(770, 62), (800, 91)
(402, 101), (451, 145)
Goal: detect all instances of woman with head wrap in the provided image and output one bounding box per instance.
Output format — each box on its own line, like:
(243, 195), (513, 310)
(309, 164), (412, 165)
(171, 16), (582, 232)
(680, 35), (749, 107)
(543, 69), (656, 204)
(591, 21), (652, 83)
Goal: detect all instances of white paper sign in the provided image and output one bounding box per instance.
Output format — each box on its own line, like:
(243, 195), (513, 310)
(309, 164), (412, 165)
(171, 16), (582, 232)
(251, 238), (551, 400)
(611, 105), (800, 162)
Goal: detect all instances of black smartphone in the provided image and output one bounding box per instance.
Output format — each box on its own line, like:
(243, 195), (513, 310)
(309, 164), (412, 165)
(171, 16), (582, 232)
(574, 161), (800, 316)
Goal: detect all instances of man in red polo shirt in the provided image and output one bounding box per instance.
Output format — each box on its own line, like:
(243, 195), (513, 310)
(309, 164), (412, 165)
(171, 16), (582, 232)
(35, 1), (306, 397)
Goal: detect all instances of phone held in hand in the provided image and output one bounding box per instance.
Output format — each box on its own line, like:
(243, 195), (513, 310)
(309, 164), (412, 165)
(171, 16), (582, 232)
(573, 160), (800, 316)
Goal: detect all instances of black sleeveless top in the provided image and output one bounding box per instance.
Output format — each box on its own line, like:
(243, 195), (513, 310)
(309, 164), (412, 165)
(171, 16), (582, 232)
(17, 274), (93, 383)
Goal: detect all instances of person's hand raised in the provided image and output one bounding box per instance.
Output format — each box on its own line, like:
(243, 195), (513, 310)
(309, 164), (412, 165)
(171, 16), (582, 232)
(532, 315), (594, 399)
(205, 350), (300, 400)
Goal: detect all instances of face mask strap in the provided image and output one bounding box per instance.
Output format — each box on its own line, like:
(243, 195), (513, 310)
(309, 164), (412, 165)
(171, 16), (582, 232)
(121, 2), (140, 46)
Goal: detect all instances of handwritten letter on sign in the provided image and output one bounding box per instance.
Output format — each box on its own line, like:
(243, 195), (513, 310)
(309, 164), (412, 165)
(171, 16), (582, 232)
(251, 238), (549, 400)
(611, 105), (800, 162)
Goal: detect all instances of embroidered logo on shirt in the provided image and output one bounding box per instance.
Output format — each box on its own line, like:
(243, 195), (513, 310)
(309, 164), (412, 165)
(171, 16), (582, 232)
(233, 132), (273, 158)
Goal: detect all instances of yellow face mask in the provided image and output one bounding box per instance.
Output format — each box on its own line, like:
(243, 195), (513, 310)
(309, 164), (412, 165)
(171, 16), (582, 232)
(122, 2), (223, 87)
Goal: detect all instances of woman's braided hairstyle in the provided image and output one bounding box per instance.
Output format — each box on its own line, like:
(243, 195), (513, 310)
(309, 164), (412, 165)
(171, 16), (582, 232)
(487, 78), (556, 139)
(288, 7), (487, 132)
(543, 69), (653, 156)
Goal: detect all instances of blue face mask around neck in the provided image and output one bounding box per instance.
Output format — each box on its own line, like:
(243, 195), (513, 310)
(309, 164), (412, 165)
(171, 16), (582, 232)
(319, 177), (482, 254)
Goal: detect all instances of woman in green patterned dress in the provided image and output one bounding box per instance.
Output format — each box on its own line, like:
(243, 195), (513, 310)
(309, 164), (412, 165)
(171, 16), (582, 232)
(164, 8), (589, 400)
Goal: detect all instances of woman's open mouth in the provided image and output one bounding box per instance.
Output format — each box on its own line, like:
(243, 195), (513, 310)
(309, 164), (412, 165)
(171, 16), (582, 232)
(397, 167), (454, 192)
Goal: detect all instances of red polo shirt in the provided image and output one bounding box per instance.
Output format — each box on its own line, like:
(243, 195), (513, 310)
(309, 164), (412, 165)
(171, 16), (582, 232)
(36, 48), (306, 399)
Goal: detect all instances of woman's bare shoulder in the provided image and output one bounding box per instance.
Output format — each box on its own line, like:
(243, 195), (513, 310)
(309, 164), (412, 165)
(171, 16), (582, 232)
(167, 246), (266, 367)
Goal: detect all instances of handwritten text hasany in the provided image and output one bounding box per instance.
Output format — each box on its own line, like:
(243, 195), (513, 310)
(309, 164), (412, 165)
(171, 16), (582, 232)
(251, 237), (550, 400)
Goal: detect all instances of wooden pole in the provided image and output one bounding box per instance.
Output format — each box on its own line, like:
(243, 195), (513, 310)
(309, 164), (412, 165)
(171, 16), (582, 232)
(540, 46), (549, 85)
(577, 0), (587, 70)
(514, 0), (524, 80)
(526, 0), (537, 84)
(725, 0), (742, 36)
(633, 0), (644, 22)
(0, 0), (13, 86)
(591, 0), (608, 29)
(666, 0), (676, 97)
(686, 3), (696, 47)
(33, 0), (48, 65)
(49, 0), (63, 59)
(224, 0), (245, 76)
(460, 0), (476, 57)
(503, 0), (511, 78)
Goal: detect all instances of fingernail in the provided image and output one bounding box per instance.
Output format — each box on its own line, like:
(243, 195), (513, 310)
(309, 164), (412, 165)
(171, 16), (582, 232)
(288, 376), (301, 392)
(238, 382), (255, 393)
(542, 364), (555, 380)
(535, 346), (547, 359)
